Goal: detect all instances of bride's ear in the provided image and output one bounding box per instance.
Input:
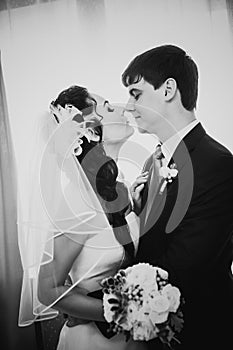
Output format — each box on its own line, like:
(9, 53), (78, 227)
(163, 78), (177, 101)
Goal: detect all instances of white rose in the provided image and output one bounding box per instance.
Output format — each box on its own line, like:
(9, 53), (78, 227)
(144, 279), (158, 292)
(133, 322), (157, 341)
(150, 310), (169, 324)
(115, 313), (132, 331)
(149, 295), (170, 313)
(126, 263), (157, 288)
(132, 323), (146, 341)
(137, 304), (151, 325)
(162, 284), (181, 313)
(132, 322), (159, 341)
(120, 319), (132, 331)
(124, 266), (133, 274)
(127, 301), (140, 324)
(156, 267), (169, 280)
(128, 263), (155, 279)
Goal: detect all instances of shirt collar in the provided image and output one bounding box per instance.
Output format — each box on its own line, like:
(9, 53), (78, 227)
(161, 120), (199, 165)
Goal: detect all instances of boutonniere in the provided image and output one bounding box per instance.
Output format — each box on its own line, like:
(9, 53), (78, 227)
(159, 163), (178, 194)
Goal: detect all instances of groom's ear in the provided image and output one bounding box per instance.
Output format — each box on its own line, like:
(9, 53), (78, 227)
(163, 78), (177, 101)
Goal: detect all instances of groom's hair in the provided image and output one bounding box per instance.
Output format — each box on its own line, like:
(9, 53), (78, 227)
(122, 44), (198, 111)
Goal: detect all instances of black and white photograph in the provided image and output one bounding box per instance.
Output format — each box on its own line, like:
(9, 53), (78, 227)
(0, 1), (233, 349)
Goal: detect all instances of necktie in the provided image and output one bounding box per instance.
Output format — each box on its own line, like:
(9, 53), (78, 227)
(144, 144), (164, 224)
(115, 172), (135, 259)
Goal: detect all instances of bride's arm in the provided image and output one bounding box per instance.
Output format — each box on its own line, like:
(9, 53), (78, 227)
(38, 233), (105, 322)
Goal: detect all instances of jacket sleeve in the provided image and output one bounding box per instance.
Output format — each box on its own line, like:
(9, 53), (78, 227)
(156, 155), (233, 295)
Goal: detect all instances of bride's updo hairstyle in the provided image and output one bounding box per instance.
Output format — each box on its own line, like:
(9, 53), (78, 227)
(52, 85), (132, 252)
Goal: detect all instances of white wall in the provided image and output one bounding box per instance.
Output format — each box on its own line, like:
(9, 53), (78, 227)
(0, 0), (232, 189)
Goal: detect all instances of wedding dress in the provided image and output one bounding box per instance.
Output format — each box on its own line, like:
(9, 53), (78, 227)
(17, 115), (146, 350)
(56, 212), (146, 350)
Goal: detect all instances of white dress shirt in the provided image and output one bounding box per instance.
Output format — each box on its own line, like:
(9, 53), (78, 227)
(161, 120), (199, 166)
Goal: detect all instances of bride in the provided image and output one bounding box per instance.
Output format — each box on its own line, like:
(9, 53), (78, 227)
(18, 85), (146, 350)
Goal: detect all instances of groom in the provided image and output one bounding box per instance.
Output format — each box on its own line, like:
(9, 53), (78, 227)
(123, 45), (233, 350)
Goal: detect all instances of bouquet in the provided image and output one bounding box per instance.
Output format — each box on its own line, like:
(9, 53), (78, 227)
(101, 263), (184, 347)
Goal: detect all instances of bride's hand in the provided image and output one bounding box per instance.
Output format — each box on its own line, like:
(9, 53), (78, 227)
(130, 172), (149, 215)
(49, 103), (82, 124)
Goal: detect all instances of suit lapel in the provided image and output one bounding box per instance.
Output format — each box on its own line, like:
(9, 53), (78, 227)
(164, 123), (206, 233)
(171, 123), (206, 169)
(140, 123), (207, 236)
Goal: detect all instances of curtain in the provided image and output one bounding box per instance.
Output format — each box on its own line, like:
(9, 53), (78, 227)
(0, 0), (60, 11)
(0, 53), (38, 349)
(226, 0), (233, 32)
(0, 0), (232, 349)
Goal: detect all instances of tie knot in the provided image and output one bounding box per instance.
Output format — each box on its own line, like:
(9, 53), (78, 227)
(154, 144), (164, 160)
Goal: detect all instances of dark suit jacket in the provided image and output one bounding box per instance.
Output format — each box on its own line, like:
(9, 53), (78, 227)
(136, 123), (233, 350)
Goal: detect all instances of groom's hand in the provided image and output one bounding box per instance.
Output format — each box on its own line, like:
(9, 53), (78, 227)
(130, 171), (149, 215)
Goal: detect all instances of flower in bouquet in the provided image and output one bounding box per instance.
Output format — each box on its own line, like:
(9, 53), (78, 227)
(101, 263), (184, 348)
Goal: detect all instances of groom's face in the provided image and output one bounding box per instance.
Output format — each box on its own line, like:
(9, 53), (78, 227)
(125, 78), (165, 134)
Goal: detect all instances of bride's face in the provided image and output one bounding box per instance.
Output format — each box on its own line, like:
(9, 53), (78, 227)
(90, 94), (134, 143)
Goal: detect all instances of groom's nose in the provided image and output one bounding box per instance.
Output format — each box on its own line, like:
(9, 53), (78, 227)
(125, 96), (136, 112)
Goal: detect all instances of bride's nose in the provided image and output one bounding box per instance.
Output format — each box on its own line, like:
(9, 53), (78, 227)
(120, 106), (127, 117)
(125, 96), (135, 112)
(121, 107), (131, 123)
